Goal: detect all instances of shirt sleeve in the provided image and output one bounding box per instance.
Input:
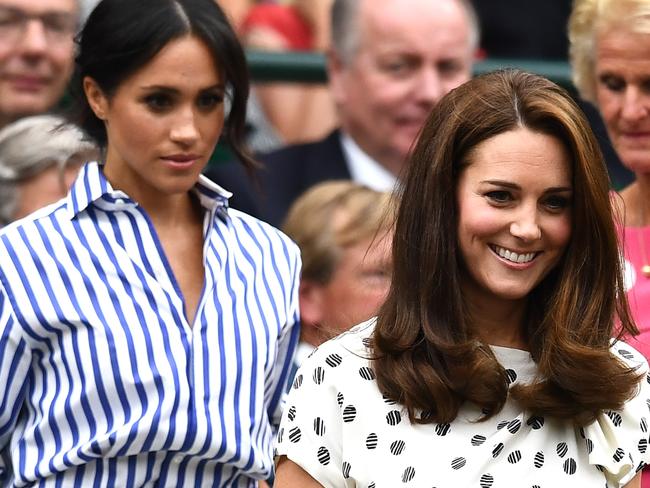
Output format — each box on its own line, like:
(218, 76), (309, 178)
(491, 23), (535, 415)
(582, 342), (650, 488)
(0, 281), (32, 483)
(266, 242), (302, 429)
(275, 342), (351, 488)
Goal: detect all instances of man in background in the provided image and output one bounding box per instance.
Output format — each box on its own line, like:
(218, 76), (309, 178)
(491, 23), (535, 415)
(0, 0), (78, 129)
(208, 0), (479, 226)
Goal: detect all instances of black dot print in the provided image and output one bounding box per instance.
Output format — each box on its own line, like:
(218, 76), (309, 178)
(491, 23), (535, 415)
(451, 457), (466, 470)
(507, 419), (521, 434)
(479, 473), (494, 487)
(325, 353), (343, 367)
(292, 374), (303, 389)
(639, 438), (648, 453)
(359, 367), (376, 381)
(507, 450), (522, 464)
(505, 369), (517, 384)
(435, 423), (451, 436)
(471, 434), (486, 446)
(526, 416), (544, 430)
(312, 367), (325, 385)
(585, 438), (594, 454)
(382, 394), (397, 405)
(277, 427), (284, 444)
(317, 446), (330, 465)
(287, 406), (296, 421)
(342, 461), (351, 479)
(563, 458), (577, 475)
(492, 443), (504, 458)
(390, 440), (406, 455)
(497, 420), (509, 430)
(313, 417), (326, 436)
(556, 442), (568, 458)
(368, 483), (375, 488)
(613, 448), (625, 462)
(533, 451), (545, 468)
(386, 410), (402, 426)
(401, 466), (415, 483)
(366, 433), (378, 449)
(641, 417), (648, 433)
(606, 411), (623, 427)
(343, 405), (357, 422)
(289, 427), (301, 443)
(618, 348), (634, 361)
(337, 392), (344, 408)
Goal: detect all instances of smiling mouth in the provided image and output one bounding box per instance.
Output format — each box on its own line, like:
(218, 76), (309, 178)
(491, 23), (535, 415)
(490, 245), (539, 264)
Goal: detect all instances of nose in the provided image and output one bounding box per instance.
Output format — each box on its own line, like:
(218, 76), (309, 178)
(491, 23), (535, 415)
(509, 208), (541, 242)
(170, 108), (199, 146)
(621, 86), (649, 122)
(414, 68), (444, 107)
(20, 20), (48, 55)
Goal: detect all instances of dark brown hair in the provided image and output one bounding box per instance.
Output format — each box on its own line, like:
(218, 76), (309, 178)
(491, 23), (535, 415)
(373, 69), (641, 425)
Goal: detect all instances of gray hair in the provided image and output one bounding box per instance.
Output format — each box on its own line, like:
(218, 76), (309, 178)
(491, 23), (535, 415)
(0, 114), (99, 226)
(331, 0), (480, 64)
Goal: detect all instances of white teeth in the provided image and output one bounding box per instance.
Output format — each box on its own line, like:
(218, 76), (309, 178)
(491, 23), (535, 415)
(493, 245), (536, 264)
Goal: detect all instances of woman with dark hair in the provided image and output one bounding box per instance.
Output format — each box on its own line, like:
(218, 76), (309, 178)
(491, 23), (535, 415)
(0, 0), (300, 486)
(275, 70), (648, 487)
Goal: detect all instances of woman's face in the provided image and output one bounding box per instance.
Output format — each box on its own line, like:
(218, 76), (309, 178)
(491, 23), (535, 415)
(456, 127), (573, 306)
(85, 35), (225, 202)
(595, 29), (650, 174)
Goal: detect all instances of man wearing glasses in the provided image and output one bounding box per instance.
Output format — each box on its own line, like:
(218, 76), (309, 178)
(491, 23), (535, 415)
(0, 0), (78, 129)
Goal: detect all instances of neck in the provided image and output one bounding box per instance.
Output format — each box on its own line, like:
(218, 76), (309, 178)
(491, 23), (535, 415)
(462, 280), (528, 349)
(621, 177), (650, 227)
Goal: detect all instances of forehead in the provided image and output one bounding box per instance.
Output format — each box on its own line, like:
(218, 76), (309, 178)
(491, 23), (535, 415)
(125, 35), (222, 86)
(0, 0), (77, 13)
(357, 0), (471, 55)
(596, 30), (650, 75)
(463, 128), (572, 184)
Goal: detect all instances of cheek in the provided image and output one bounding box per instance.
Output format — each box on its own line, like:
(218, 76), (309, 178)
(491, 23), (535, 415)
(595, 90), (619, 127)
(548, 216), (572, 249)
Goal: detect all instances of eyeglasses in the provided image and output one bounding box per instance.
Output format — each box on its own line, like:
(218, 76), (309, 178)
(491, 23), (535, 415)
(0, 6), (76, 44)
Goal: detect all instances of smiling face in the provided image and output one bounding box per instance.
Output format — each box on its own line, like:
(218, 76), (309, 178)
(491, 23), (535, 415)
(84, 35), (225, 203)
(456, 127), (573, 307)
(329, 0), (473, 175)
(0, 0), (77, 126)
(595, 29), (650, 174)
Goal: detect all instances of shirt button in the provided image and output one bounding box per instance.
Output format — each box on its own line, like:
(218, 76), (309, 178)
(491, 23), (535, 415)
(172, 456), (182, 464)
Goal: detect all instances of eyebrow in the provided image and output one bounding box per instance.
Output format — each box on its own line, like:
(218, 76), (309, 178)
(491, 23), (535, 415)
(481, 180), (572, 193)
(139, 84), (225, 93)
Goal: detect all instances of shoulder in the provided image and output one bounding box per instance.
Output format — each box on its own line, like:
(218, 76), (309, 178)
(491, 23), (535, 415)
(610, 339), (649, 373)
(0, 199), (68, 248)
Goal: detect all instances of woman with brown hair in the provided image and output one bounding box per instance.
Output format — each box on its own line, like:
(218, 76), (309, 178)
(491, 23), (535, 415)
(274, 70), (648, 487)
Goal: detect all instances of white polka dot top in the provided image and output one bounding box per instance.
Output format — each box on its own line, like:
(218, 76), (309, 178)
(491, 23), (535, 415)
(276, 319), (650, 487)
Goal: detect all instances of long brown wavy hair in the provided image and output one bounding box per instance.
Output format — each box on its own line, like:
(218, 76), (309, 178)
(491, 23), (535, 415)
(373, 69), (641, 426)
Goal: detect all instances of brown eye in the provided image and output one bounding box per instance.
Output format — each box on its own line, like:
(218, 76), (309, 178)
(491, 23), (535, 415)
(485, 190), (512, 204)
(144, 93), (172, 111)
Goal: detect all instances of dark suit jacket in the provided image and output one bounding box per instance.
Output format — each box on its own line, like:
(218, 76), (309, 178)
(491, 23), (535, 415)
(206, 130), (351, 227)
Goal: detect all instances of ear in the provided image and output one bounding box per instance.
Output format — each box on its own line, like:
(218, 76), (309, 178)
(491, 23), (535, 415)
(83, 76), (109, 121)
(326, 49), (348, 107)
(298, 279), (325, 328)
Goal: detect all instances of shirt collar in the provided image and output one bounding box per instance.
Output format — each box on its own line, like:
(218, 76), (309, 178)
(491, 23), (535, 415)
(66, 161), (233, 219)
(340, 132), (398, 192)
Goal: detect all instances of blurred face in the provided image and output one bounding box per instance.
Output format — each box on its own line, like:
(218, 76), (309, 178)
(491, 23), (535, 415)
(312, 231), (392, 341)
(14, 161), (81, 220)
(85, 36), (225, 203)
(329, 0), (473, 174)
(595, 30), (650, 174)
(456, 128), (573, 307)
(0, 0), (77, 126)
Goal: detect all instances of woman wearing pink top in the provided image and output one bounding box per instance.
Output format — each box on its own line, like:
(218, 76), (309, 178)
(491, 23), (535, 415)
(569, 0), (650, 360)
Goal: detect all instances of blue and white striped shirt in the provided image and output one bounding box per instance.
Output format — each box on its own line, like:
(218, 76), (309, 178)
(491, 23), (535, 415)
(0, 162), (301, 487)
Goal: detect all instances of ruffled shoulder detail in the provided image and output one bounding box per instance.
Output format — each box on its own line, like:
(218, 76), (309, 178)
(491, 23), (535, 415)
(582, 341), (650, 487)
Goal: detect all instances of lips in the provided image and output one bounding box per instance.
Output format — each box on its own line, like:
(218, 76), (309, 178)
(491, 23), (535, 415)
(6, 75), (50, 92)
(490, 245), (539, 264)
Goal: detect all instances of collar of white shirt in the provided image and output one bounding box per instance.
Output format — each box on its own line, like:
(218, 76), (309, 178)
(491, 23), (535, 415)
(340, 132), (398, 192)
(66, 161), (233, 220)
